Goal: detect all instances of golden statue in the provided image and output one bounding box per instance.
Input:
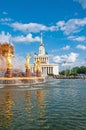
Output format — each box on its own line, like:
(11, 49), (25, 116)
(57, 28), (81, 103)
(25, 54), (31, 69)
(5, 50), (14, 69)
(37, 58), (41, 71)
(34, 62), (37, 72)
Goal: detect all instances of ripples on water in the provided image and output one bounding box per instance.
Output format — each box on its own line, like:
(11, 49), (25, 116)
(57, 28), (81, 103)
(0, 79), (86, 130)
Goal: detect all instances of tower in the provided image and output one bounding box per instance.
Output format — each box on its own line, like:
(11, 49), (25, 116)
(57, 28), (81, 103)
(34, 32), (49, 64)
(33, 32), (59, 77)
(39, 32), (45, 56)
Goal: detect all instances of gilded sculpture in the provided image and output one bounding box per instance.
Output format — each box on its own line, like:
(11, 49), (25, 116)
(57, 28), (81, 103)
(5, 50), (14, 69)
(37, 58), (41, 71)
(25, 55), (31, 69)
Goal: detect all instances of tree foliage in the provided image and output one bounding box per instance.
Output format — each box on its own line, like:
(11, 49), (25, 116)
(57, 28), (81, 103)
(60, 66), (86, 76)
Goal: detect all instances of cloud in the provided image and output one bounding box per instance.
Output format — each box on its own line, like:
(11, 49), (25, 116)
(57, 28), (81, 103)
(57, 21), (65, 28)
(68, 35), (86, 41)
(67, 52), (79, 62)
(53, 55), (62, 63)
(74, 0), (86, 9)
(51, 46), (70, 53)
(53, 52), (79, 64)
(0, 31), (40, 44)
(0, 31), (11, 43)
(12, 33), (40, 43)
(10, 22), (49, 33)
(9, 21), (61, 33)
(0, 18), (12, 22)
(62, 45), (70, 50)
(76, 44), (86, 50)
(57, 18), (86, 35)
(9, 17), (86, 35)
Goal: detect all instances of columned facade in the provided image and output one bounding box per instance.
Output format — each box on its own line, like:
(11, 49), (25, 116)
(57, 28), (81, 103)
(32, 33), (59, 76)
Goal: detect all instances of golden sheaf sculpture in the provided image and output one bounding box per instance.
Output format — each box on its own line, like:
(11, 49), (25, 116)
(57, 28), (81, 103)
(37, 58), (41, 71)
(5, 51), (14, 69)
(34, 58), (41, 72)
(25, 55), (31, 69)
(0, 43), (14, 56)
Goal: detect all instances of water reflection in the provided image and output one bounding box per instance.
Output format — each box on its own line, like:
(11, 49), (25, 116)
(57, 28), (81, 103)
(35, 90), (45, 115)
(25, 89), (48, 128)
(25, 90), (33, 120)
(35, 90), (49, 128)
(0, 91), (14, 130)
(0, 79), (85, 130)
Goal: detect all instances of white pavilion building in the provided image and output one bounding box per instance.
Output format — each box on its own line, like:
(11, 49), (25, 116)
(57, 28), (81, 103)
(31, 33), (59, 76)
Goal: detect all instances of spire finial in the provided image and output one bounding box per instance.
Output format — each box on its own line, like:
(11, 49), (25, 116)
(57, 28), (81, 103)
(40, 32), (43, 44)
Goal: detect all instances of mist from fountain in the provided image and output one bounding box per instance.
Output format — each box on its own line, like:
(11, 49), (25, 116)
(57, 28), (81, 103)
(0, 56), (6, 77)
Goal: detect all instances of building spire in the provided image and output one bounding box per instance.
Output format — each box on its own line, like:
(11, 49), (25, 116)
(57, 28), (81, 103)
(40, 32), (43, 44)
(39, 32), (45, 55)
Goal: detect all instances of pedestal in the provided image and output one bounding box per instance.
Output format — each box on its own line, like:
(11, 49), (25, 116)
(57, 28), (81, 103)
(5, 68), (12, 78)
(36, 70), (41, 77)
(25, 69), (31, 77)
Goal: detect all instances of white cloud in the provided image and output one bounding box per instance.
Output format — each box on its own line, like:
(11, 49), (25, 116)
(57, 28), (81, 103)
(67, 52), (79, 62)
(49, 25), (57, 31)
(53, 52), (79, 64)
(76, 44), (86, 50)
(62, 45), (70, 50)
(57, 18), (86, 35)
(68, 35), (86, 41)
(53, 55), (62, 63)
(9, 21), (62, 33)
(74, 0), (86, 9)
(10, 22), (49, 33)
(0, 18), (12, 22)
(0, 31), (40, 44)
(9, 17), (86, 35)
(12, 33), (40, 43)
(10, 22), (58, 33)
(56, 21), (65, 28)
(0, 31), (11, 43)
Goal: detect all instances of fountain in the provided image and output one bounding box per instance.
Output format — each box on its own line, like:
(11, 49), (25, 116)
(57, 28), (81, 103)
(5, 49), (14, 78)
(0, 43), (45, 84)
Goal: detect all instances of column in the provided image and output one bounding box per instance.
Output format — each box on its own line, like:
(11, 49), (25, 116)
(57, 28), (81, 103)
(50, 67), (51, 74)
(49, 67), (50, 74)
(47, 67), (48, 74)
(52, 67), (53, 74)
(48, 67), (49, 74)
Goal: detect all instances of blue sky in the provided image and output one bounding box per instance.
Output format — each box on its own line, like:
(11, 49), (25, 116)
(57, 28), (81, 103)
(0, 0), (86, 70)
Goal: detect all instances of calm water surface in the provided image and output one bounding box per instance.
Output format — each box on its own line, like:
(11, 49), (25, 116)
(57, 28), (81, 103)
(0, 79), (86, 130)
